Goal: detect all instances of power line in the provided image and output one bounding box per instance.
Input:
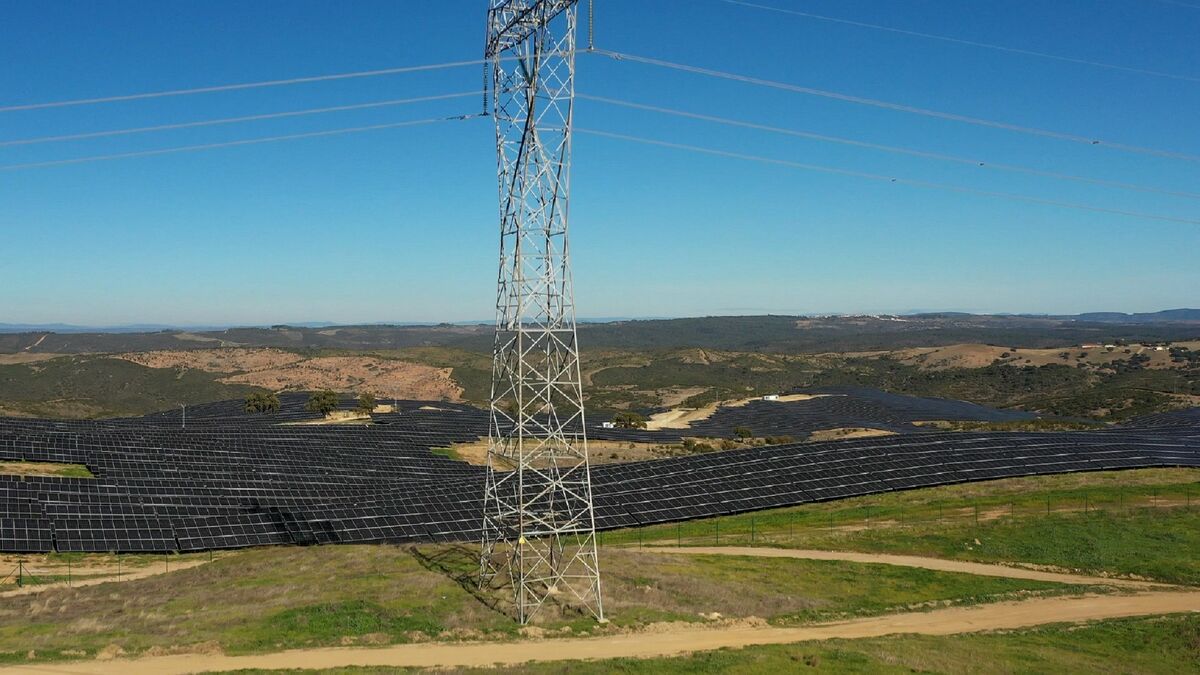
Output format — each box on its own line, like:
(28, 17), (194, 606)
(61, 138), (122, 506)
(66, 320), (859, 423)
(577, 128), (1200, 225)
(0, 59), (490, 113)
(0, 115), (480, 171)
(591, 49), (1200, 163)
(578, 94), (1200, 200)
(0, 91), (480, 147)
(721, 0), (1200, 84)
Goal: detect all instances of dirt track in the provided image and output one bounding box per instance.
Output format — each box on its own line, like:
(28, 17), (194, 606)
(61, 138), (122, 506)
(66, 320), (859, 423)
(0, 559), (212, 598)
(6, 590), (1197, 674)
(638, 546), (1169, 588)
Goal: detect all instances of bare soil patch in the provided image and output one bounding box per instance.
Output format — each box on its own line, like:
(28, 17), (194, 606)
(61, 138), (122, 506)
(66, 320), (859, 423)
(438, 438), (695, 466)
(645, 393), (827, 430)
(117, 348), (462, 401)
(221, 356), (461, 400)
(807, 428), (898, 442)
(117, 348), (305, 373)
(0, 353), (64, 365)
(894, 342), (1192, 371)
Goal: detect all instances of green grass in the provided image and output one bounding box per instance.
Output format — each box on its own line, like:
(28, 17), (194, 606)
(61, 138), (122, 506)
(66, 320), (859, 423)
(602, 469), (1200, 584)
(0, 545), (518, 663)
(0, 538), (1100, 664)
(428, 446), (462, 462)
(601, 551), (1099, 627)
(205, 614), (1200, 674)
(0, 461), (94, 478)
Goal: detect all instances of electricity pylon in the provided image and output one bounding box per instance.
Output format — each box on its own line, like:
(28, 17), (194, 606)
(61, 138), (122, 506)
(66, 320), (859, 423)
(479, 0), (604, 624)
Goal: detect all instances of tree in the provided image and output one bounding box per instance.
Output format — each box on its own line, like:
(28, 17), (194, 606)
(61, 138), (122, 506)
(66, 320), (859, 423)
(244, 392), (280, 414)
(356, 392), (377, 414)
(733, 426), (753, 439)
(306, 390), (340, 416)
(611, 411), (647, 429)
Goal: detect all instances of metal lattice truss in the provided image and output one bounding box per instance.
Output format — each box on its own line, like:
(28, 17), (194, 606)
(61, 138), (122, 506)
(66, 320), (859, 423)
(479, 0), (603, 624)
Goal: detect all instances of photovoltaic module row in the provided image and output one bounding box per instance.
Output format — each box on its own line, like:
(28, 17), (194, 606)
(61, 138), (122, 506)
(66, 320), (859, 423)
(0, 390), (1196, 553)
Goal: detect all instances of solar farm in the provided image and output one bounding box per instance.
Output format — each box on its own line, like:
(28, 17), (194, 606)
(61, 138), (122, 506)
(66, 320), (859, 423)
(3, 389), (1197, 555)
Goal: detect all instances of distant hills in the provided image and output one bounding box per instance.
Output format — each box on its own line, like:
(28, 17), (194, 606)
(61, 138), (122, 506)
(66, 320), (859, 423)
(2, 309), (1197, 335)
(1067, 309), (1200, 323)
(1, 310), (1198, 355)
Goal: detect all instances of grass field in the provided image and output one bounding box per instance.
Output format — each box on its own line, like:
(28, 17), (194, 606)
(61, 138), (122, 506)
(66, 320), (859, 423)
(210, 614), (1200, 674)
(0, 541), (1100, 664)
(600, 469), (1200, 584)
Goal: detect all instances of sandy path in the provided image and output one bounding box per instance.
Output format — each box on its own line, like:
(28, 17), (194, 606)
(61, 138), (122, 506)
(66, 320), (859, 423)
(637, 546), (1169, 589)
(21, 334), (48, 352)
(6, 591), (1197, 674)
(0, 560), (211, 598)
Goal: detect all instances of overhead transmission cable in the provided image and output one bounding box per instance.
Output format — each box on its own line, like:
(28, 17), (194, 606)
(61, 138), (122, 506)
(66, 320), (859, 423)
(720, 0), (1200, 84)
(577, 94), (1200, 201)
(0, 114), (480, 171)
(590, 49), (1200, 163)
(0, 56), (518, 113)
(577, 128), (1200, 226)
(0, 91), (481, 147)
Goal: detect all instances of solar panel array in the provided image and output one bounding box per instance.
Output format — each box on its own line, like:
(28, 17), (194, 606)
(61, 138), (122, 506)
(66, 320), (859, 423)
(1, 391), (1196, 553)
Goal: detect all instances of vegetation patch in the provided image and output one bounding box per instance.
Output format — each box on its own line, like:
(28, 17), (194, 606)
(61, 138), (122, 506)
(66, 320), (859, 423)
(603, 469), (1200, 585)
(0, 461), (93, 479)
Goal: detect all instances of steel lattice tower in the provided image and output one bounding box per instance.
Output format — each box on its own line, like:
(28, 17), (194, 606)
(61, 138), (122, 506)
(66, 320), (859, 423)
(479, 0), (603, 624)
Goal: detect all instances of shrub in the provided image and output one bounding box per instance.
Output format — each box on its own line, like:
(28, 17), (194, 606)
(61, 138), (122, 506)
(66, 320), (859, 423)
(306, 390), (340, 416)
(611, 411), (647, 429)
(356, 392), (377, 414)
(244, 392), (280, 414)
(733, 426), (753, 439)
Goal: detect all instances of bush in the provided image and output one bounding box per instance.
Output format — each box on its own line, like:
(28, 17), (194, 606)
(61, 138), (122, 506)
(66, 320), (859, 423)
(356, 392), (377, 414)
(611, 411), (647, 429)
(244, 392), (280, 414)
(306, 390), (340, 416)
(733, 426), (753, 439)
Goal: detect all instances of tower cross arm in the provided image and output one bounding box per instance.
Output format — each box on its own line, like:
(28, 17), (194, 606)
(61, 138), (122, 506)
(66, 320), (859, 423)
(485, 0), (579, 57)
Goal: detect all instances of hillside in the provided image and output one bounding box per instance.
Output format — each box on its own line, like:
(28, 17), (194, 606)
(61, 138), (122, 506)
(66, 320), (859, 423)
(2, 312), (1198, 355)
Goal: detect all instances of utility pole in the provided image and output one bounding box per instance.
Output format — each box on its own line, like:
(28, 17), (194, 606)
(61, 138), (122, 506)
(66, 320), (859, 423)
(180, 403), (186, 429)
(478, 0), (603, 625)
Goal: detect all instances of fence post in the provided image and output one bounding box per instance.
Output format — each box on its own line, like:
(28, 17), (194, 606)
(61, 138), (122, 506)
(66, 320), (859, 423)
(715, 520), (719, 546)
(67, 558), (71, 587)
(750, 516), (756, 545)
(117, 555), (121, 582)
(974, 502), (979, 528)
(677, 523), (681, 547)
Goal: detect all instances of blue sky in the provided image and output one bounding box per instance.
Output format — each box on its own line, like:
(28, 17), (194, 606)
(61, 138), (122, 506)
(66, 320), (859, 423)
(1, 0), (1197, 326)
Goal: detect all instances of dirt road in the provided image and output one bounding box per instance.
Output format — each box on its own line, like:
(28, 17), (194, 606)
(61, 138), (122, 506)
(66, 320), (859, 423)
(637, 546), (1169, 588)
(5, 590), (1197, 674)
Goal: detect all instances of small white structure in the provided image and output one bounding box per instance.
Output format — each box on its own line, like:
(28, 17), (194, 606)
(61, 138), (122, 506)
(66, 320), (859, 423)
(600, 421), (616, 429)
(762, 394), (780, 402)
